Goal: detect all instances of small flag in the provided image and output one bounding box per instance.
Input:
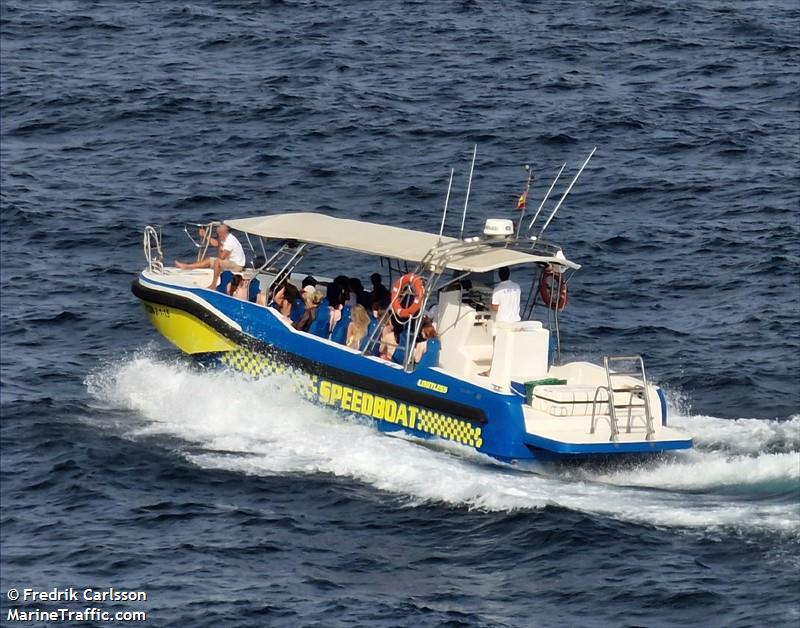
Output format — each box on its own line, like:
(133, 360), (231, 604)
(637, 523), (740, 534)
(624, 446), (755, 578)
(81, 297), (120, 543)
(516, 190), (527, 210)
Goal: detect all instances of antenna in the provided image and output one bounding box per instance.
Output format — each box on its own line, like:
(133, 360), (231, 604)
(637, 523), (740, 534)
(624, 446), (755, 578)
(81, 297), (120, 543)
(527, 162), (566, 232)
(515, 165), (534, 237)
(538, 146), (597, 240)
(459, 144), (477, 240)
(438, 168), (455, 243)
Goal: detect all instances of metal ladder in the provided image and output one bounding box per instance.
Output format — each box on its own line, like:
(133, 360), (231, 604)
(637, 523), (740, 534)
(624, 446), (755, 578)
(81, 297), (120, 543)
(590, 355), (655, 441)
(255, 242), (307, 297)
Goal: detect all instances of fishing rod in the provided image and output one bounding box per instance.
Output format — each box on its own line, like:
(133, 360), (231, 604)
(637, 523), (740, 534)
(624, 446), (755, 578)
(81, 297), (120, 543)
(459, 144), (477, 240)
(527, 162), (566, 233)
(537, 146), (597, 240)
(438, 168), (455, 244)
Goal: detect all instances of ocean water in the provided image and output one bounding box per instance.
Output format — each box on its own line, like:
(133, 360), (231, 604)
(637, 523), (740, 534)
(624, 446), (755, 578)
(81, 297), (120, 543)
(1, 1), (799, 626)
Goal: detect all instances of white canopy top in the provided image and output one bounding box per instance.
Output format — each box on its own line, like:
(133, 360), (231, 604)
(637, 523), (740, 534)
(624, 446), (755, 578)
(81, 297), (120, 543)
(226, 212), (579, 272)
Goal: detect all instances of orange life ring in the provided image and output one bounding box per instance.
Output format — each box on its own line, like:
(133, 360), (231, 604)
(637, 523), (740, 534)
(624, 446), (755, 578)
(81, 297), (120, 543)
(391, 273), (425, 318)
(539, 267), (568, 311)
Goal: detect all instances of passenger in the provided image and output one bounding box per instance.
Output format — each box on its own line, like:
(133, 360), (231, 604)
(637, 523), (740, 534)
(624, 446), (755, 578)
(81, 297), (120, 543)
(256, 279), (281, 307)
(263, 282), (286, 312)
(309, 292), (332, 337)
(282, 283), (301, 320)
(424, 297), (439, 329)
(228, 274), (249, 301)
(379, 320), (398, 361)
(491, 266), (521, 323)
(175, 224), (246, 289)
(294, 286), (322, 331)
(413, 321), (437, 364)
(327, 288), (344, 335)
(331, 275), (355, 307)
(345, 305), (370, 350)
(370, 273), (390, 308)
(263, 282), (299, 320)
(370, 302), (382, 323)
(325, 281), (342, 309)
(479, 266), (522, 377)
(302, 275), (317, 289)
(349, 277), (371, 309)
(390, 314), (406, 346)
(227, 273), (242, 296)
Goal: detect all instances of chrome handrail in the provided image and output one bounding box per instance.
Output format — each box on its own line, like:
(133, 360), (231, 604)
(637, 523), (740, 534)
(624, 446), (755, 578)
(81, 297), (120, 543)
(143, 225), (164, 273)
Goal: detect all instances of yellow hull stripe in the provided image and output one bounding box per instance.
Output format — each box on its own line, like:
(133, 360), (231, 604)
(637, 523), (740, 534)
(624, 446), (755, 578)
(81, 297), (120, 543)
(142, 301), (238, 354)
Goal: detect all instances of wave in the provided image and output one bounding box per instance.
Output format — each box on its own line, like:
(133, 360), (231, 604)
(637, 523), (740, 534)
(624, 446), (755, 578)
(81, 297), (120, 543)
(86, 355), (800, 535)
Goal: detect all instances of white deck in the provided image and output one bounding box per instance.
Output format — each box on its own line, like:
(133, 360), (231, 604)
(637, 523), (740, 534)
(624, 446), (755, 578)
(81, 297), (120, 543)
(523, 406), (688, 445)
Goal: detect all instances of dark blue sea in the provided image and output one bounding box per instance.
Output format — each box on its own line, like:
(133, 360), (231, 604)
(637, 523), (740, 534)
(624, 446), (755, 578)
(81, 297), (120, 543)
(1, 1), (799, 626)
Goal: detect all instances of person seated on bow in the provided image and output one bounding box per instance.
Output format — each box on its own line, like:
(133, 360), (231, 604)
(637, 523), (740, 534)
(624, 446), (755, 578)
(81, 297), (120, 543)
(175, 224), (246, 289)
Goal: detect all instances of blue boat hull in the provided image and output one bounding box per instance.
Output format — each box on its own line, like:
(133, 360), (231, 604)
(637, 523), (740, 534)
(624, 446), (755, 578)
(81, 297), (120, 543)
(133, 274), (690, 462)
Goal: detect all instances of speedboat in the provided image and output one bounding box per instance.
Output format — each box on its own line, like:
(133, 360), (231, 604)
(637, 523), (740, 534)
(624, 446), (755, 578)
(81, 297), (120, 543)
(132, 155), (692, 462)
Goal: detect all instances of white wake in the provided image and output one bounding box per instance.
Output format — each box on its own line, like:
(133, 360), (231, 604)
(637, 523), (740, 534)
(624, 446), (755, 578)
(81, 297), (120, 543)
(87, 355), (800, 534)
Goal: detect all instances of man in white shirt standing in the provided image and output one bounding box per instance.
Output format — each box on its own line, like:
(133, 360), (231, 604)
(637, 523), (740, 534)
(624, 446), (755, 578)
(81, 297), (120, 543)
(479, 267), (521, 377)
(175, 223), (246, 289)
(491, 266), (521, 323)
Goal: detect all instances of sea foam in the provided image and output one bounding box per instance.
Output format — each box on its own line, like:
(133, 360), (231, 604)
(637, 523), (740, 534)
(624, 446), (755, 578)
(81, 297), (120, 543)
(87, 355), (800, 534)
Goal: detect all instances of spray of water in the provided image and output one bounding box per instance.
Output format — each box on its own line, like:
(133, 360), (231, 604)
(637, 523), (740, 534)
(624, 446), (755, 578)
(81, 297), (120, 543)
(86, 354), (800, 535)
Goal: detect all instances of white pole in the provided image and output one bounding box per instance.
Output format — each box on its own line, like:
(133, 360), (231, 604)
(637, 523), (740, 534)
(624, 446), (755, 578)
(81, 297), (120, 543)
(528, 162), (566, 232)
(459, 144), (477, 240)
(438, 168), (455, 243)
(538, 147), (596, 238)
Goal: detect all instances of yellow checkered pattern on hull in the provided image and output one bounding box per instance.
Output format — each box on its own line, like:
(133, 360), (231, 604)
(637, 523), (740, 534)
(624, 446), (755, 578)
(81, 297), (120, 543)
(219, 347), (481, 448)
(415, 409), (483, 448)
(220, 347), (318, 400)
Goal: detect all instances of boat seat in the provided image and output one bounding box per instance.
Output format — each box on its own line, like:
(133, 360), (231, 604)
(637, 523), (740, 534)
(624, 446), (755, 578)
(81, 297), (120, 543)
(360, 318), (379, 355)
(416, 338), (440, 369)
(308, 299), (331, 338)
(216, 271), (234, 294)
(330, 305), (352, 344)
(289, 298), (305, 324)
(248, 278), (261, 303)
(391, 333), (409, 365)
